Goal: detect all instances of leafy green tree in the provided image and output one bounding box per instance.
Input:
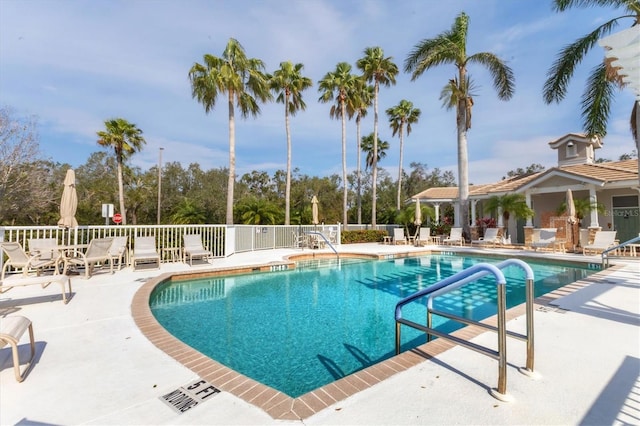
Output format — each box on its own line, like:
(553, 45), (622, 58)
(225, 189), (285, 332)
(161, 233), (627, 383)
(171, 198), (206, 224)
(96, 117), (146, 225)
(269, 61), (313, 225)
(386, 99), (421, 210)
(189, 38), (272, 225)
(556, 197), (605, 226)
(318, 62), (360, 226)
(502, 163), (546, 179)
(405, 12), (515, 239)
(361, 133), (389, 169)
(543, 0), (640, 147)
(357, 47), (399, 226)
(405, 162), (456, 198)
(484, 193), (534, 237)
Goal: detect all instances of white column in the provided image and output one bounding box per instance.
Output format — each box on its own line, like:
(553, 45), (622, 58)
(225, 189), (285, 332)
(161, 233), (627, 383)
(471, 200), (477, 226)
(497, 207), (504, 227)
(589, 186), (599, 227)
(453, 202), (460, 227)
(434, 203), (440, 224)
(525, 192), (533, 227)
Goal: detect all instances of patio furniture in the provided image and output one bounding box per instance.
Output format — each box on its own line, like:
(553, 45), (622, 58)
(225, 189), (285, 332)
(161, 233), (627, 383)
(183, 234), (213, 266)
(0, 274), (72, 304)
(530, 228), (559, 252)
(443, 228), (464, 246)
(471, 228), (501, 248)
(417, 227), (436, 246)
(0, 316), (35, 382)
(63, 237), (114, 279)
(393, 228), (407, 245)
(1, 242), (60, 279)
(583, 231), (617, 256)
(107, 236), (128, 271)
(132, 237), (161, 270)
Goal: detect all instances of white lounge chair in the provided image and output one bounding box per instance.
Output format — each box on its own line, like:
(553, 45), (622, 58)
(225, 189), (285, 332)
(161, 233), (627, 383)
(530, 228), (558, 252)
(583, 231), (617, 256)
(471, 228), (501, 247)
(63, 237), (114, 279)
(1, 274), (72, 304)
(417, 227), (435, 246)
(0, 316), (36, 382)
(393, 228), (407, 245)
(1, 242), (60, 279)
(443, 227), (464, 246)
(107, 236), (128, 270)
(183, 234), (213, 266)
(132, 236), (161, 270)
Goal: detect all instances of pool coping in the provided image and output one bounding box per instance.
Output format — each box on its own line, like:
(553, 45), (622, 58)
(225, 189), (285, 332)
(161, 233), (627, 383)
(131, 250), (620, 421)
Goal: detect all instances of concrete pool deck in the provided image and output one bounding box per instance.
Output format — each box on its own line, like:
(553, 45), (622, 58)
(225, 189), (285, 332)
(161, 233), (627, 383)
(0, 243), (638, 425)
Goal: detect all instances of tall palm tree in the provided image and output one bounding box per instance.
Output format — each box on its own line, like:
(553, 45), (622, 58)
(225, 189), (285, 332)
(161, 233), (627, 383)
(96, 118), (146, 225)
(357, 47), (399, 226)
(318, 62), (359, 227)
(386, 100), (421, 210)
(361, 133), (389, 169)
(405, 12), (515, 240)
(345, 79), (374, 225)
(544, 0), (639, 149)
(188, 38), (272, 225)
(269, 61), (313, 225)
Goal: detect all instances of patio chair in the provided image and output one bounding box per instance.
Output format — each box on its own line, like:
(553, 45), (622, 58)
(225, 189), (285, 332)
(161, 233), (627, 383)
(0, 316), (35, 382)
(27, 238), (60, 265)
(443, 227), (464, 246)
(530, 228), (558, 252)
(132, 236), (161, 270)
(583, 231), (617, 256)
(393, 228), (407, 245)
(417, 227), (435, 246)
(63, 237), (114, 279)
(107, 236), (129, 271)
(183, 234), (213, 266)
(1, 242), (60, 280)
(471, 228), (501, 248)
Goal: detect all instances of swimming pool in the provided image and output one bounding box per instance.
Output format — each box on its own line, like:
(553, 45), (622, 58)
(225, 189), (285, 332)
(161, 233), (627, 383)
(149, 254), (595, 398)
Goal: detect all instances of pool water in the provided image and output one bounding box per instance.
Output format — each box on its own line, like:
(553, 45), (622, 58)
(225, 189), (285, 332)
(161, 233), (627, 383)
(150, 255), (595, 397)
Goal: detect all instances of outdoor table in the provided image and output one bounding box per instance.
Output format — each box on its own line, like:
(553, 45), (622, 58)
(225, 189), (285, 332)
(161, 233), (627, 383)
(162, 247), (181, 263)
(382, 236), (393, 245)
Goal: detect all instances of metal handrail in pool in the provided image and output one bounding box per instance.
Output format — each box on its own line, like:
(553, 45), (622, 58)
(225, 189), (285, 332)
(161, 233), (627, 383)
(394, 259), (536, 402)
(307, 231), (339, 259)
(601, 235), (640, 267)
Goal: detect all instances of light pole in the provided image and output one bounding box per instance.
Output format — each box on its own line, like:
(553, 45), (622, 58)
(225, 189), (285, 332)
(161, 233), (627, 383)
(157, 147), (164, 225)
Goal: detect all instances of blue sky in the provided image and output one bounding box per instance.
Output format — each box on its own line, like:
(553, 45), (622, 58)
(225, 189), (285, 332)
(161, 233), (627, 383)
(1, 0), (636, 185)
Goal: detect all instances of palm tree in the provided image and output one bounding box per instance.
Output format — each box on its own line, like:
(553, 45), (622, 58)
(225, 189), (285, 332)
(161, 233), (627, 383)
(484, 193), (534, 238)
(269, 61), (313, 225)
(544, 0), (639, 149)
(386, 100), (421, 210)
(346, 79), (374, 225)
(405, 12), (515, 240)
(188, 38), (272, 225)
(318, 62), (359, 227)
(170, 198), (206, 224)
(239, 197), (280, 225)
(361, 133), (389, 169)
(96, 118), (146, 225)
(357, 47), (399, 226)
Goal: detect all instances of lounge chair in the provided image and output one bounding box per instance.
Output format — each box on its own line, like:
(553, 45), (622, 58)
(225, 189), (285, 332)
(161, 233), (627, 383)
(0, 316), (35, 382)
(393, 228), (407, 245)
(417, 227), (435, 246)
(63, 237), (114, 279)
(27, 238), (61, 266)
(1, 274), (72, 304)
(183, 234), (213, 266)
(471, 228), (501, 248)
(443, 227), (464, 246)
(132, 236), (161, 270)
(583, 231), (617, 256)
(530, 228), (558, 252)
(1, 242), (60, 279)
(107, 236), (128, 271)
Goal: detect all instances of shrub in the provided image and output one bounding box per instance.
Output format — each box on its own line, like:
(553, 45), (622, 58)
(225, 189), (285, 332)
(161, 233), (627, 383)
(341, 230), (388, 244)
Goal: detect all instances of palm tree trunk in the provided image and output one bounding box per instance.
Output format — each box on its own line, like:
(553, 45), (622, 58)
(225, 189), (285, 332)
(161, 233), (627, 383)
(396, 126), (404, 211)
(456, 98), (470, 240)
(356, 116), (362, 225)
(372, 82), (379, 226)
(226, 93), (236, 225)
(117, 159), (126, 225)
(285, 96), (292, 225)
(341, 101), (348, 227)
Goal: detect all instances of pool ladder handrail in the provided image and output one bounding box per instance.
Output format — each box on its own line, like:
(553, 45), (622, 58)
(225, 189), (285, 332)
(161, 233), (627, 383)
(601, 235), (640, 267)
(394, 258), (536, 401)
(307, 231), (339, 260)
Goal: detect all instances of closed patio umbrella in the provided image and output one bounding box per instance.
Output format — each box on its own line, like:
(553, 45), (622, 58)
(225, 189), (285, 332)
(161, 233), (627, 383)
(566, 189), (577, 251)
(58, 169), (78, 228)
(414, 199), (422, 225)
(311, 196), (319, 227)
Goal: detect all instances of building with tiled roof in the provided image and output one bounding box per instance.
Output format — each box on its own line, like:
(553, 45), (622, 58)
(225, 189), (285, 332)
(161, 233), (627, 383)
(411, 133), (639, 245)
